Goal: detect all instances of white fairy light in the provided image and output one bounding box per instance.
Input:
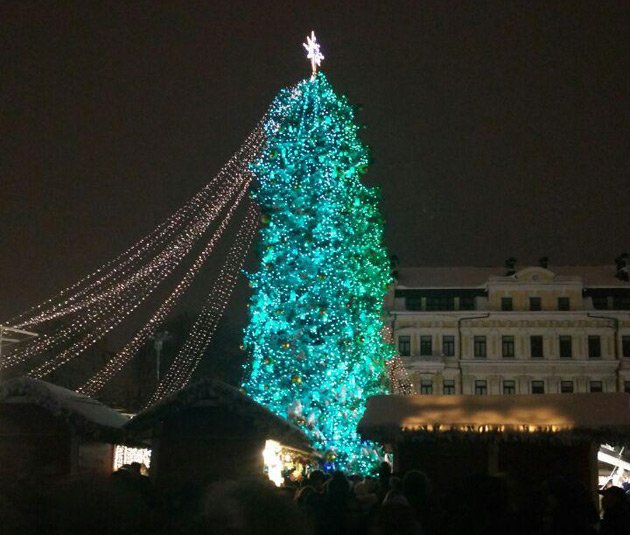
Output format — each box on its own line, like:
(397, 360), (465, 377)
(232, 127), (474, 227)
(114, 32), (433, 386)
(146, 203), (259, 406)
(77, 183), (251, 396)
(9, 178), (248, 375)
(2, 122), (267, 375)
(113, 445), (151, 471)
(7, 120), (267, 331)
(303, 31), (324, 77)
(387, 356), (414, 395)
(2, 95), (294, 391)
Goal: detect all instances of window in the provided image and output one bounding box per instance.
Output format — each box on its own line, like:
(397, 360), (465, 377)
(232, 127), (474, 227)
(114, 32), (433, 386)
(474, 336), (487, 358)
(592, 296), (608, 310)
(503, 380), (516, 395)
(502, 336), (515, 358)
(459, 296), (475, 311)
(622, 336), (630, 358)
(625, 381), (630, 394)
(558, 297), (570, 311)
(420, 336), (432, 356)
(501, 297), (513, 311)
(560, 381), (574, 393)
(420, 379), (433, 395)
(474, 380), (487, 395)
(589, 381), (603, 393)
(613, 295), (630, 310)
(559, 336), (572, 358)
(442, 336), (455, 357)
(443, 379), (455, 395)
(406, 297), (422, 311)
(529, 297), (542, 311)
(530, 336), (544, 358)
(588, 335), (601, 358)
(531, 381), (545, 394)
(426, 296), (454, 311)
(398, 335), (411, 357)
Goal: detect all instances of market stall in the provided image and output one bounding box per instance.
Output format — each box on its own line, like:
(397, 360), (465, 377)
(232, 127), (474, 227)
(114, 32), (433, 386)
(124, 378), (314, 488)
(0, 377), (128, 479)
(358, 393), (630, 498)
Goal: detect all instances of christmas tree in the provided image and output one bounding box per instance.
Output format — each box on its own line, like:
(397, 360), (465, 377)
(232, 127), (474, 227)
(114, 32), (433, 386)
(242, 36), (393, 472)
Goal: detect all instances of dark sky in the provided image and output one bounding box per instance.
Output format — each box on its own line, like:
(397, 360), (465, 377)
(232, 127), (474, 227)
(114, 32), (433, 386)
(1, 1), (629, 320)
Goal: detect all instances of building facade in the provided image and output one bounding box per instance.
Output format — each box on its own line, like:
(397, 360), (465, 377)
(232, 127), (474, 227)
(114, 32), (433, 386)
(387, 264), (630, 396)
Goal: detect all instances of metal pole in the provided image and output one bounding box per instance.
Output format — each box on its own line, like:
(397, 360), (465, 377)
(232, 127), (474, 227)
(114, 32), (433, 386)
(155, 340), (163, 383)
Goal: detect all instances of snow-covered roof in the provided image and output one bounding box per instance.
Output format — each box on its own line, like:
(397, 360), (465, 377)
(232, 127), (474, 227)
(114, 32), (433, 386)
(126, 378), (312, 453)
(0, 377), (128, 440)
(358, 393), (630, 445)
(396, 265), (630, 289)
(396, 266), (501, 289)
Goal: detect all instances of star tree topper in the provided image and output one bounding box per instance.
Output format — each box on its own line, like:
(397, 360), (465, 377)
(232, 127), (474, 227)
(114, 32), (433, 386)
(303, 31), (324, 78)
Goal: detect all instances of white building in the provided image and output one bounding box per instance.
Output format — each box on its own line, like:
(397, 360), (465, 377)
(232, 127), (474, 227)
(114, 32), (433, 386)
(387, 264), (630, 396)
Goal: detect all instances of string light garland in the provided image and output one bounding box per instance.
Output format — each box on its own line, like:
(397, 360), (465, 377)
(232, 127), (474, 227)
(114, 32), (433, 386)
(7, 122), (267, 331)
(241, 70), (394, 473)
(387, 357), (414, 395)
(17, 178), (234, 333)
(4, 178), (248, 374)
(1, 122), (267, 375)
(77, 183), (251, 396)
(381, 325), (414, 395)
(147, 202), (260, 406)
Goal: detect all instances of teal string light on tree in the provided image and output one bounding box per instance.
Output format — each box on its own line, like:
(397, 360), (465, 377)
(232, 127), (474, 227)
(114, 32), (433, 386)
(242, 32), (394, 473)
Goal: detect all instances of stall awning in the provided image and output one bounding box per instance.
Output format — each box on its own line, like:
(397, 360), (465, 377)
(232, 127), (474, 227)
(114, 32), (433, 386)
(358, 393), (630, 445)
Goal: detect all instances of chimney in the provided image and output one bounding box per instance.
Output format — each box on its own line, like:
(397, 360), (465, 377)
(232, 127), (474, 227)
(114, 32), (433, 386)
(390, 254), (399, 281)
(505, 257), (517, 276)
(615, 253), (629, 281)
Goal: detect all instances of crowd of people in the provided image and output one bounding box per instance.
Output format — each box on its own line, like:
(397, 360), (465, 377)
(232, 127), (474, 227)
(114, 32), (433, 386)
(2, 461), (630, 534)
(281, 462), (630, 535)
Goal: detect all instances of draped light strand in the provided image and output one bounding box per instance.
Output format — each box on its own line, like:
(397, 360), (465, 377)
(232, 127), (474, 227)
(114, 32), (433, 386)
(30, 181), (249, 381)
(3, 178), (248, 372)
(11, 174), (223, 328)
(8, 121), (266, 330)
(2, 122), (266, 372)
(381, 326), (413, 395)
(3, 90), (298, 391)
(146, 202), (259, 406)
(20, 175), (248, 327)
(77, 181), (251, 396)
(386, 356), (414, 395)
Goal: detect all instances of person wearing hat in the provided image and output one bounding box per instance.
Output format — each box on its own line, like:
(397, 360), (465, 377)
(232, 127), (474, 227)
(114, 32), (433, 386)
(599, 485), (630, 535)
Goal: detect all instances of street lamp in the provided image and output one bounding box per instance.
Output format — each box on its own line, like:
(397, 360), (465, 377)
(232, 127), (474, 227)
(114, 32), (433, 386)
(149, 330), (173, 383)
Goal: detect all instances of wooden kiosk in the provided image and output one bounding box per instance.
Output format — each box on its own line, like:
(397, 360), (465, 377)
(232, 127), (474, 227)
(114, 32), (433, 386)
(125, 378), (313, 488)
(0, 377), (128, 479)
(358, 393), (630, 499)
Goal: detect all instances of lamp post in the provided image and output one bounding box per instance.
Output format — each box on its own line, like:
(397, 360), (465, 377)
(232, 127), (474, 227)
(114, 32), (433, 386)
(150, 330), (172, 384)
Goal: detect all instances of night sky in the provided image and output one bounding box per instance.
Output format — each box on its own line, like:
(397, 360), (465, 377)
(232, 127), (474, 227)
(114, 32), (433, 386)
(1, 1), (629, 321)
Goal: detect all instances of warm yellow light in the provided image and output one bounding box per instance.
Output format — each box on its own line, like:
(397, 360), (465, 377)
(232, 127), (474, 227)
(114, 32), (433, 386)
(113, 445), (151, 471)
(262, 439), (283, 487)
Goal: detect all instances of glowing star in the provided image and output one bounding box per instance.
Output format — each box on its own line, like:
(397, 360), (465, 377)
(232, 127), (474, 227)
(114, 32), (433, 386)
(303, 31), (324, 77)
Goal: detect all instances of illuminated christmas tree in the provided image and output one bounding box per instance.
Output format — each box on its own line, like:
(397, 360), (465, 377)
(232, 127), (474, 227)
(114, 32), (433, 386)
(242, 34), (393, 472)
